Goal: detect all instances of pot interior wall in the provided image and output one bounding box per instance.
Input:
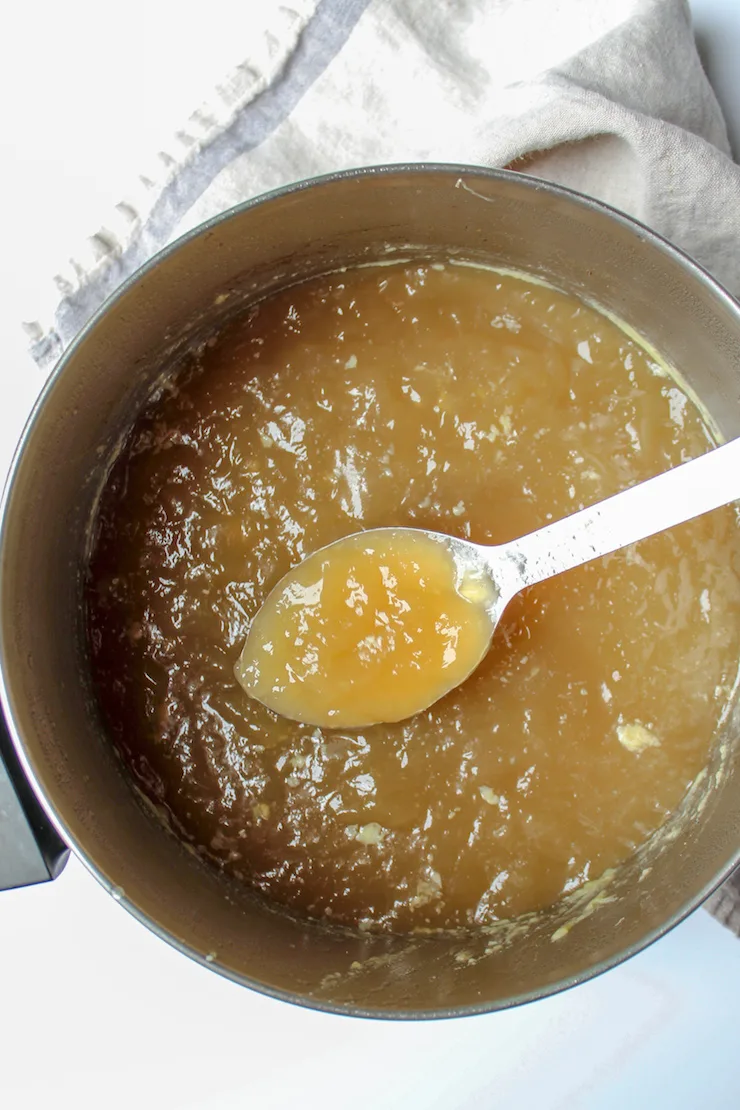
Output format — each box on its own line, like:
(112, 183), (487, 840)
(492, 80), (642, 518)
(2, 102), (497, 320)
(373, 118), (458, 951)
(2, 167), (740, 1016)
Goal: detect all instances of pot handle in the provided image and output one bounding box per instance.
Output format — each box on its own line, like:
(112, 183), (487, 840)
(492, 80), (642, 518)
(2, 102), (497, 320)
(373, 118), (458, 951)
(0, 711), (69, 890)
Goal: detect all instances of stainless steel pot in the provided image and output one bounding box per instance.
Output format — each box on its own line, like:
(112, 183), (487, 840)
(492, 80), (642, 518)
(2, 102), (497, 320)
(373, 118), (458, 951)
(2, 165), (740, 1018)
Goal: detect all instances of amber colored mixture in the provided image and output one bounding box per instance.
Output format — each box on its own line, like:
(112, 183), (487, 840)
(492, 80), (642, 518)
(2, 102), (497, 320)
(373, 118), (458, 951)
(235, 528), (496, 728)
(86, 261), (740, 933)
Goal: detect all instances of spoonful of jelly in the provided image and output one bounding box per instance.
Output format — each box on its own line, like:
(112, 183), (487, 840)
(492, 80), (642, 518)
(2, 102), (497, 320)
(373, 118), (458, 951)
(235, 436), (740, 728)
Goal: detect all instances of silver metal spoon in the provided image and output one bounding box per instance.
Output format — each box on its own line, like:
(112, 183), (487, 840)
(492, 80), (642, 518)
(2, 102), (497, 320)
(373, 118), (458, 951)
(238, 436), (740, 725)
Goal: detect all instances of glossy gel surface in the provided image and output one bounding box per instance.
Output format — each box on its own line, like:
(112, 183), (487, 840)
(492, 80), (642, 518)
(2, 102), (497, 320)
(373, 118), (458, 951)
(86, 261), (740, 933)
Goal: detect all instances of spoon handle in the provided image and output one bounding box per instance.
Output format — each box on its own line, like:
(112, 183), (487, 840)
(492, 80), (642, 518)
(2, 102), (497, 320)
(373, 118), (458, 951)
(504, 436), (740, 591)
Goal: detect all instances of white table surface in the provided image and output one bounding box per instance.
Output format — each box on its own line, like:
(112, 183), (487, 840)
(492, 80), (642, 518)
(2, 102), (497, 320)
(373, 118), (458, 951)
(2, 2), (740, 1106)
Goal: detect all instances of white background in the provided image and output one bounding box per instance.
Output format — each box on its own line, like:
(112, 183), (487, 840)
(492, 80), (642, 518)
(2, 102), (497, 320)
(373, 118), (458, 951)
(2, 2), (740, 1106)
